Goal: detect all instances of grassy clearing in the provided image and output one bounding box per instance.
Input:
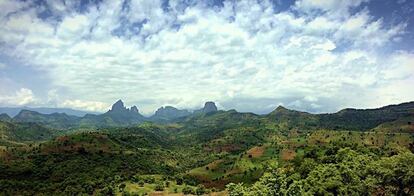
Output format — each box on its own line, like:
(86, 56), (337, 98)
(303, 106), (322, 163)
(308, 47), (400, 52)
(246, 146), (265, 158)
(117, 180), (201, 195)
(281, 149), (296, 161)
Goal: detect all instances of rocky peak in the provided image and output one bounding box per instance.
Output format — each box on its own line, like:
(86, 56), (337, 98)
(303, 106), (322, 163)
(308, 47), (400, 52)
(156, 106), (177, 113)
(130, 106), (139, 113)
(153, 106), (191, 119)
(202, 101), (218, 113)
(110, 100), (127, 112)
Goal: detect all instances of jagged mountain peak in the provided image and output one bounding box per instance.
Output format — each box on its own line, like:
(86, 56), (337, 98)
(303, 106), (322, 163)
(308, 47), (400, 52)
(111, 100), (127, 112)
(130, 106), (139, 113)
(202, 101), (218, 113)
(151, 105), (191, 121)
(154, 106), (177, 115)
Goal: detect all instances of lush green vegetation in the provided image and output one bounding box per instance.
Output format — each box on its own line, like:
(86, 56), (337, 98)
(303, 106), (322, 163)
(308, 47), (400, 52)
(0, 102), (413, 195)
(226, 147), (414, 195)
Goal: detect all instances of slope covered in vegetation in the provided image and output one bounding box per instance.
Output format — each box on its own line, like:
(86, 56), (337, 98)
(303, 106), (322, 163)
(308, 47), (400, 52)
(0, 102), (414, 195)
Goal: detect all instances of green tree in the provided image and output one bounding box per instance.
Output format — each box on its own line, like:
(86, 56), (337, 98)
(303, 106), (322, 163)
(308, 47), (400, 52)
(195, 184), (206, 195)
(119, 183), (126, 192)
(226, 183), (246, 196)
(182, 185), (194, 195)
(154, 181), (164, 191)
(367, 152), (414, 195)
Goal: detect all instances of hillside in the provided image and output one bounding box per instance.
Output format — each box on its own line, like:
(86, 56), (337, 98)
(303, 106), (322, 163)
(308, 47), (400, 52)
(318, 102), (414, 130)
(13, 110), (80, 129)
(373, 115), (414, 133)
(266, 102), (414, 131)
(0, 121), (57, 142)
(0, 101), (414, 195)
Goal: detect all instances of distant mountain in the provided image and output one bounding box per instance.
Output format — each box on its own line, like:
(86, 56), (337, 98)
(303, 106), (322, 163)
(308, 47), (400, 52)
(151, 101), (219, 123)
(0, 120), (56, 143)
(266, 101), (414, 131)
(318, 101), (414, 130)
(13, 110), (81, 129)
(267, 105), (318, 129)
(194, 101), (218, 114)
(8, 100), (146, 129)
(150, 106), (191, 122)
(203, 101), (218, 113)
(103, 100), (145, 124)
(0, 113), (11, 122)
(0, 107), (100, 117)
(80, 100), (145, 127)
(5, 100), (414, 131)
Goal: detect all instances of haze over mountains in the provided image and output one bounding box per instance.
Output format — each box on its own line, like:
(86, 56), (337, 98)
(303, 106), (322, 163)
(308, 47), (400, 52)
(0, 100), (220, 129)
(0, 107), (100, 117)
(1, 99), (413, 133)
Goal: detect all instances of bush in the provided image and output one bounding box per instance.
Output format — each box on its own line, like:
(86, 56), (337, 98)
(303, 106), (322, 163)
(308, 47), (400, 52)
(143, 176), (155, 183)
(175, 176), (183, 185)
(154, 182), (164, 191)
(138, 180), (144, 187)
(119, 183), (126, 192)
(195, 184), (206, 195)
(182, 186), (193, 195)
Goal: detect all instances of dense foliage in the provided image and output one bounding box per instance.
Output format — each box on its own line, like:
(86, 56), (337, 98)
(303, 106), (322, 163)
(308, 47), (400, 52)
(226, 146), (414, 195)
(0, 102), (413, 195)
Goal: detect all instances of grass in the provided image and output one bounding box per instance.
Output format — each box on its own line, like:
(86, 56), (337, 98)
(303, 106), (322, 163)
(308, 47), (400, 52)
(246, 146), (265, 158)
(117, 180), (199, 195)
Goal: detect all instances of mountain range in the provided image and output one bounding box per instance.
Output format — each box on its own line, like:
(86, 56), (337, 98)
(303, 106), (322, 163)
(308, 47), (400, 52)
(1, 99), (413, 133)
(0, 106), (100, 117)
(0, 100), (219, 129)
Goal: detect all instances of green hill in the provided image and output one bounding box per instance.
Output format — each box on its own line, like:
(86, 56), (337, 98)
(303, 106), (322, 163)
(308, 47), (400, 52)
(266, 102), (414, 131)
(1, 101), (414, 195)
(372, 115), (414, 133)
(0, 121), (57, 142)
(13, 110), (80, 129)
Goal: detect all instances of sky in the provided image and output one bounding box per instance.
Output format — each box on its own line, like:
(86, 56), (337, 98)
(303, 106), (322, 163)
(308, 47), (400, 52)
(0, 0), (413, 115)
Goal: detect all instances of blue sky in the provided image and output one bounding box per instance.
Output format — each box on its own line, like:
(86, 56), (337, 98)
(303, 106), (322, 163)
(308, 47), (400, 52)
(0, 0), (413, 115)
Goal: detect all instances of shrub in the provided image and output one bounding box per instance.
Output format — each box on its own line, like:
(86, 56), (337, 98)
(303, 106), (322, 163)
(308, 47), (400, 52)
(138, 180), (144, 187)
(195, 184), (206, 195)
(154, 182), (164, 191)
(182, 186), (193, 195)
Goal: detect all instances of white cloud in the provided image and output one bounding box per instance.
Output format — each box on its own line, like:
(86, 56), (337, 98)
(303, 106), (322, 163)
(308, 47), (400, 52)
(57, 14), (90, 39)
(0, 0), (412, 114)
(0, 88), (35, 106)
(381, 52), (414, 80)
(61, 99), (110, 112)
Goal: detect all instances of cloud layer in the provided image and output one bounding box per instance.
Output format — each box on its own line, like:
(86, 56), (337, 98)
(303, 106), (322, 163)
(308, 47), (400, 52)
(0, 0), (413, 114)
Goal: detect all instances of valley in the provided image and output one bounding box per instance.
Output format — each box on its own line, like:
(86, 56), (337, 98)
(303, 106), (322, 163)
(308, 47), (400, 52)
(2, 0), (414, 195)
(1, 101), (413, 195)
